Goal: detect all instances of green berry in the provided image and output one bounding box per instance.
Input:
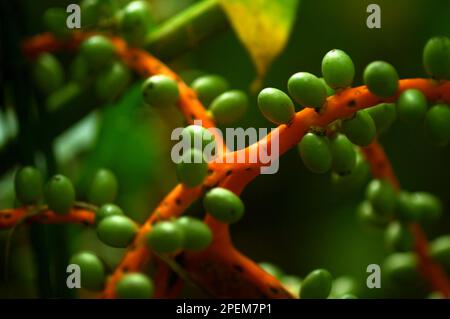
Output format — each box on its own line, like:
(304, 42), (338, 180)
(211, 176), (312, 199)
(363, 61), (399, 98)
(298, 133), (332, 174)
(88, 169), (118, 206)
(280, 276), (302, 297)
(321, 49), (355, 89)
(176, 149), (208, 187)
(411, 192), (442, 223)
(329, 133), (357, 176)
(287, 72), (327, 109)
(95, 203), (124, 225)
(14, 166), (43, 205)
(257, 88), (295, 125)
(45, 175), (76, 215)
(191, 75), (229, 107)
(366, 103), (396, 134)
(356, 201), (390, 228)
(69, 251), (105, 291)
(79, 35), (116, 70)
(385, 221), (413, 252)
(181, 125), (215, 150)
(120, 1), (156, 46)
(423, 36), (450, 79)
(81, 0), (119, 28)
(175, 216), (212, 251)
(209, 90), (248, 124)
(203, 187), (245, 223)
(69, 55), (90, 84)
(330, 276), (359, 298)
(142, 75), (179, 107)
(365, 179), (397, 218)
(33, 53), (64, 94)
(259, 262), (284, 279)
(97, 215), (137, 248)
(95, 61), (130, 101)
(147, 221), (184, 254)
(300, 269), (332, 299)
(424, 104), (450, 146)
(116, 273), (154, 299)
(384, 252), (420, 285)
(394, 191), (421, 221)
(341, 110), (376, 146)
(43, 8), (70, 38)
(332, 151), (370, 191)
(429, 235), (450, 268)
(397, 89), (427, 124)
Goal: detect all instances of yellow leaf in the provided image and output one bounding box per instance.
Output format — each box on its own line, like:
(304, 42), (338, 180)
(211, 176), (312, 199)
(219, 0), (300, 89)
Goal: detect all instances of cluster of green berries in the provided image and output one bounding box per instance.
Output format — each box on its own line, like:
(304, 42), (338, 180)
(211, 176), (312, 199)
(32, 35), (131, 103)
(69, 250), (154, 298)
(259, 262), (358, 299)
(357, 179), (450, 288)
(14, 166), (118, 214)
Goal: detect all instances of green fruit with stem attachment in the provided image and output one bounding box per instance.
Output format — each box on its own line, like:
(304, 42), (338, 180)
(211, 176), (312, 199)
(203, 187), (245, 223)
(209, 90), (248, 125)
(142, 75), (180, 107)
(329, 133), (357, 176)
(97, 215), (137, 248)
(258, 88), (295, 125)
(341, 110), (376, 146)
(116, 273), (154, 299)
(424, 104), (450, 146)
(300, 269), (332, 299)
(191, 75), (229, 107)
(45, 175), (76, 215)
(88, 169), (118, 206)
(298, 133), (332, 174)
(69, 251), (105, 291)
(33, 53), (64, 95)
(80, 35), (116, 70)
(287, 72), (327, 109)
(147, 221), (184, 254)
(176, 149), (208, 187)
(120, 1), (156, 46)
(95, 203), (124, 225)
(397, 89), (427, 124)
(423, 36), (450, 79)
(367, 103), (396, 134)
(176, 217), (212, 251)
(363, 61), (399, 98)
(14, 166), (43, 205)
(321, 49), (355, 89)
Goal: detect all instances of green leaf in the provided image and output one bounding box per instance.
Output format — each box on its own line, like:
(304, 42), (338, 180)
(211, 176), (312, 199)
(218, 0), (300, 89)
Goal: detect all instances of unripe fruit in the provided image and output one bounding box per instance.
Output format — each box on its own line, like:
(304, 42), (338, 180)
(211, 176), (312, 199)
(69, 251), (105, 291)
(14, 166), (43, 205)
(356, 201), (389, 228)
(142, 75), (179, 107)
(341, 110), (376, 146)
(329, 133), (356, 176)
(259, 262), (284, 279)
(429, 235), (450, 268)
(300, 269), (332, 299)
(384, 252), (420, 285)
(257, 88), (295, 125)
(33, 53), (64, 95)
(280, 276), (302, 297)
(298, 133), (332, 174)
(45, 175), (76, 215)
(367, 103), (396, 134)
(95, 204), (124, 225)
(397, 89), (427, 124)
(176, 216), (212, 251)
(181, 125), (215, 151)
(79, 35), (116, 70)
(203, 187), (245, 223)
(321, 49), (355, 89)
(363, 61), (399, 97)
(411, 192), (442, 223)
(319, 78), (335, 96)
(423, 36), (450, 79)
(88, 169), (118, 206)
(147, 221), (184, 254)
(43, 8), (70, 38)
(394, 191), (421, 221)
(332, 151), (370, 191)
(287, 72), (327, 109)
(191, 75), (229, 107)
(330, 276), (359, 298)
(97, 215), (137, 248)
(209, 90), (248, 125)
(424, 104), (450, 146)
(385, 221), (413, 252)
(176, 149), (208, 187)
(365, 179), (397, 218)
(120, 1), (155, 46)
(116, 273), (154, 299)
(95, 62), (131, 101)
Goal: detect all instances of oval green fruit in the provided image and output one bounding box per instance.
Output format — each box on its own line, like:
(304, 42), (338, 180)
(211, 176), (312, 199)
(176, 148), (208, 187)
(258, 88), (295, 125)
(210, 90), (248, 125)
(300, 269), (332, 299)
(33, 53), (64, 94)
(147, 220), (184, 254)
(341, 110), (376, 146)
(88, 169), (119, 206)
(321, 49), (355, 89)
(287, 72), (327, 109)
(366, 103), (396, 134)
(397, 89), (427, 124)
(203, 187), (245, 223)
(363, 61), (399, 98)
(298, 133), (332, 174)
(45, 175), (76, 215)
(69, 251), (105, 291)
(97, 215), (138, 248)
(116, 273), (154, 299)
(424, 104), (450, 146)
(191, 75), (229, 107)
(423, 36), (450, 79)
(14, 166), (43, 205)
(176, 216), (212, 251)
(329, 133), (356, 176)
(142, 75), (180, 108)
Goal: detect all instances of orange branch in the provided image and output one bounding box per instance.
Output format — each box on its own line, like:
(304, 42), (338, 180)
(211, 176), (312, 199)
(0, 207), (94, 228)
(362, 140), (450, 298)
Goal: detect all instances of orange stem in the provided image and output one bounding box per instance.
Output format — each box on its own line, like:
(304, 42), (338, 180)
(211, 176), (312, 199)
(0, 207), (94, 228)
